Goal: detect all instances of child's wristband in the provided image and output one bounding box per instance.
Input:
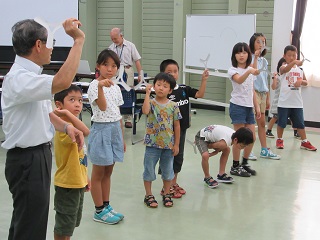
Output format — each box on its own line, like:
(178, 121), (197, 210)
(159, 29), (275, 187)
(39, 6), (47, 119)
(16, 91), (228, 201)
(64, 123), (71, 134)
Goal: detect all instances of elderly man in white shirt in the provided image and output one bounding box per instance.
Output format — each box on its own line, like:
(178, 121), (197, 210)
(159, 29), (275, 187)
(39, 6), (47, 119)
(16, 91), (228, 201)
(1, 18), (85, 240)
(109, 27), (142, 128)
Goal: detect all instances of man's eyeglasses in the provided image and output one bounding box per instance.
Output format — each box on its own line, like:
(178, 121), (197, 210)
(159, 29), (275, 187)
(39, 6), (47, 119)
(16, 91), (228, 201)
(40, 38), (56, 48)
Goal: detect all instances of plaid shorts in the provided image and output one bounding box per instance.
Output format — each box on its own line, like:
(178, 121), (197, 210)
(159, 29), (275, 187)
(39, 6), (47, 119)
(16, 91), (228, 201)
(194, 131), (211, 155)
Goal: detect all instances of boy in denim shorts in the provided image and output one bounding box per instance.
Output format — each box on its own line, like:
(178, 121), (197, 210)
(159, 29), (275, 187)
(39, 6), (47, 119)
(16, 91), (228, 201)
(276, 45), (317, 151)
(53, 85), (90, 239)
(195, 125), (254, 188)
(142, 73), (182, 208)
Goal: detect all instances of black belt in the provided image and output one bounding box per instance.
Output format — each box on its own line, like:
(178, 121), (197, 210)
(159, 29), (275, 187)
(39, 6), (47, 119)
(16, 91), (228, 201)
(124, 65), (132, 69)
(255, 90), (267, 94)
(9, 142), (52, 152)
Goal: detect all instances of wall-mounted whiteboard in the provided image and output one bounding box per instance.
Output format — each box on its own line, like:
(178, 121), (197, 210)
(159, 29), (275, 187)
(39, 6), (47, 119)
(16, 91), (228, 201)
(185, 14), (256, 71)
(0, 0), (78, 47)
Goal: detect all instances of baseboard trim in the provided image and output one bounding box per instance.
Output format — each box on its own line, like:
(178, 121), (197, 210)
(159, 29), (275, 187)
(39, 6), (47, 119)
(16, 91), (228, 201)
(190, 103), (225, 112)
(304, 121), (320, 128)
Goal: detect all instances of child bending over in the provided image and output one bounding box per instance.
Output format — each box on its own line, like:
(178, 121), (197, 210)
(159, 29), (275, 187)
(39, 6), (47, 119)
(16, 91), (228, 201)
(195, 126), (254, 188)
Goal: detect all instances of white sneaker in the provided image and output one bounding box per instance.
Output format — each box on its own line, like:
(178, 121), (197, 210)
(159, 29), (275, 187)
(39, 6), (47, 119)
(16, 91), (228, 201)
(247, 152), (257, 160)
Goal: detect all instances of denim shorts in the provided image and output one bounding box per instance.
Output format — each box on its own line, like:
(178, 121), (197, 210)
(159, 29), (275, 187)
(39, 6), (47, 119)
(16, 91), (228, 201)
(277, 107), (305, 129)
(54, 186), (85, 236)
(143, 146), (174, 181)
(88, 121), (124, 166)
(229, 102), (255, 125)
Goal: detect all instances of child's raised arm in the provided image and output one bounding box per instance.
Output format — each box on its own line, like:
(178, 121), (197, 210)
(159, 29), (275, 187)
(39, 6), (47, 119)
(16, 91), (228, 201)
(232, 68), (259, 84)
(95, 79), (114, 111)
(54, 108), (90, 136)
(280, 59), (303, 75)
(251, 50), (260, 69)
(195, 69), (209, 98)
(49, 112), (84, 150)
(142, 84), (152, 114)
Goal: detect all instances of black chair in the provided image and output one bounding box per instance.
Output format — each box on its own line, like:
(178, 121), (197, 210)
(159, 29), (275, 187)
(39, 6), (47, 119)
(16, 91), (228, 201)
(120, 89), (143, 145)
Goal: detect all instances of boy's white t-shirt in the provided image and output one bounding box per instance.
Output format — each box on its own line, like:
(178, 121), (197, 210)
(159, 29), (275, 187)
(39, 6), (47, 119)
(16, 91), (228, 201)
(200, 125), (235, 146)
(228, 66), (255, 107)
(87, 78), (124, 122)
(278, 65), (304, 108)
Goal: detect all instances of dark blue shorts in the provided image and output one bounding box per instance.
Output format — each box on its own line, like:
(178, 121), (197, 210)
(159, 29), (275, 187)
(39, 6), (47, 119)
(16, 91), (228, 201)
(277, 107), (305, 129)
(229, 102), (255, 125)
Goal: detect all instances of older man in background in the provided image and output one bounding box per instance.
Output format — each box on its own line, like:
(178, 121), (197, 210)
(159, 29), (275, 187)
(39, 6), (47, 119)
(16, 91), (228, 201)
(109, 27), (142, 128)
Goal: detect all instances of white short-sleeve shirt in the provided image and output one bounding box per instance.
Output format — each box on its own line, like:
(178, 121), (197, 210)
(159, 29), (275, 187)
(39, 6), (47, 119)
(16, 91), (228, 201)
(200, 125), (235, 146)
(109, 39), (141, 66)
(228, 66), (255, 107)
(88, 79), (124, 122)
(278, 65), (304, 108)
(1, 55), (54, 149)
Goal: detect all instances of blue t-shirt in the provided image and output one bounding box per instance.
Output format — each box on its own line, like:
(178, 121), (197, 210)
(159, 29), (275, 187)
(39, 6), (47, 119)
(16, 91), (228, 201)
(252, 55), (269, 92)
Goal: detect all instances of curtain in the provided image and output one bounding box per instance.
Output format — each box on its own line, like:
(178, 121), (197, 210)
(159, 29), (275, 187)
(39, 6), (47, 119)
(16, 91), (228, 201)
(292, 0), (308, 59)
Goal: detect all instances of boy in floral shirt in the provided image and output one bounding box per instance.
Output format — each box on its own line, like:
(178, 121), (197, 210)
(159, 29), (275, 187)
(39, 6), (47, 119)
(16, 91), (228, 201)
(142, 72), (182, 208)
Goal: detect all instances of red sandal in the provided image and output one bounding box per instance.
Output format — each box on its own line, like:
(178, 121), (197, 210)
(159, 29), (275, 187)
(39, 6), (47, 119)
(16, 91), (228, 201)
(160, 187), (182, 199)
(172, 183), (186, 195)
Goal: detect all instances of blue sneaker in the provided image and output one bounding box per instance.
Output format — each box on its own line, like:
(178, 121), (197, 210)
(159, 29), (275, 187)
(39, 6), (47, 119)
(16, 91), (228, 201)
(107, 205), (124, 220)
(93, 207), (121, 225)
(260, 148), (281, 160)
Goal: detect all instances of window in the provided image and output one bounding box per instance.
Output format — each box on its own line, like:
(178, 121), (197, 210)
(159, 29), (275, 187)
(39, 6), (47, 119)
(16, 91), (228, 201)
(301, 0), (320, 87)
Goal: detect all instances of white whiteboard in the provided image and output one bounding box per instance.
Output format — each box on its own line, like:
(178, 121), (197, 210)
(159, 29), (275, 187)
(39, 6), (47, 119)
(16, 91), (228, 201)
(185, 14), (256, 71)
(0, 0), (78, 47)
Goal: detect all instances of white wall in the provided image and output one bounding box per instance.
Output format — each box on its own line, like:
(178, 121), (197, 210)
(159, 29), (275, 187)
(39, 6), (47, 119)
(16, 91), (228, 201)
(301, 87), (320, 122)
(271, 0), (294, 71)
